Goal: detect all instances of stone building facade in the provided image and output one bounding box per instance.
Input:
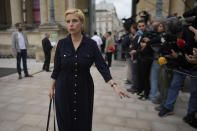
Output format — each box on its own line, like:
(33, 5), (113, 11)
(135, 0), (196, 20)
(95, 1), (123, 37)
(0, 0), (95, 61)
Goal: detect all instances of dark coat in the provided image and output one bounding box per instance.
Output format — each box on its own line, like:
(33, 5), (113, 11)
(42, 37), (52, 55)
(51, 34), (112, 131)
(176, 27), (197, 71)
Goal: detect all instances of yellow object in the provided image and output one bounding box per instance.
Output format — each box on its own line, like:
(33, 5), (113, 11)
(158, 57), (167, 66)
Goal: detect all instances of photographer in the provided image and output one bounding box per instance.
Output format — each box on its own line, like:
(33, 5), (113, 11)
(143, 22), (165, 104)
(185, 26), (197, 64)
(121, 28), (132, 84)
(143, 22), (179, 110)
(158, 19), (197, 128)
(131, 20), (153, 100)
(127, 23), (139, 94)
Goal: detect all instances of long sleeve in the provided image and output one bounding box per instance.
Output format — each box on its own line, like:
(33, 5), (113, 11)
(93, 42), (112, 82)
(46, 38), (53, 50)
(146, 36), (161, 45)
(23, 33), (29, 49)
(11, 33), (16, 52)
(51, 40), (61, 80)
(121, 35), (130, 49)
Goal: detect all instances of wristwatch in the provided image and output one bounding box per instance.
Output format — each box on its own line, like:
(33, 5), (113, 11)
(111, 83), (117, 87)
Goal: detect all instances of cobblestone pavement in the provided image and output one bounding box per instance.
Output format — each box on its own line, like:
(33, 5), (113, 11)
(0, 58), (196, 131)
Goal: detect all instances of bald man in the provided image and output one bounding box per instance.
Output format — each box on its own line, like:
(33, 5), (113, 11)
(42, 33), (53, 72)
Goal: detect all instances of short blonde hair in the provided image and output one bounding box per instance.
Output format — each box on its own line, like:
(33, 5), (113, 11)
(64, 8), (85, 23)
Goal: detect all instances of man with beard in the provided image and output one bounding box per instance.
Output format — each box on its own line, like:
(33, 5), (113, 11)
(11, 23), (33, 79)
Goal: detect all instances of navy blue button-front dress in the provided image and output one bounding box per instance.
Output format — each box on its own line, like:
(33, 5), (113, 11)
(51, 34), (112, 131)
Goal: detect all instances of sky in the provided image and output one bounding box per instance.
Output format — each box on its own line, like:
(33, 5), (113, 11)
(96, 0), (132, 19)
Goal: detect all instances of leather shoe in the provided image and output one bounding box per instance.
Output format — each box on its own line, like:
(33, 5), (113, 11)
(18, 75), (22, 79)
(127, 88), (137, 94)
(46, 70), (52, 72)
(25, 74), (33, 77)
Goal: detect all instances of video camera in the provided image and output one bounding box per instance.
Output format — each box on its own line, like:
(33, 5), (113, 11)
(183, 6), (197, 28)
(139, 10), (150, 25)
(122, 16), (136, 32)
(159, 33), (178, 55)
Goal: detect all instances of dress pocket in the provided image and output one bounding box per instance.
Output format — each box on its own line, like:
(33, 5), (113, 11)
(61, 52), (72, 64)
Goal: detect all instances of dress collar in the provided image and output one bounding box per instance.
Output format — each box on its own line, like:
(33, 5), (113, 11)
(67, 34), (88, 52)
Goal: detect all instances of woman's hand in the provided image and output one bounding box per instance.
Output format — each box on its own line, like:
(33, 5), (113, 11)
(49, 79), (56, 99)
(49, 88), (55, 99)
(113, 85), (130, 99)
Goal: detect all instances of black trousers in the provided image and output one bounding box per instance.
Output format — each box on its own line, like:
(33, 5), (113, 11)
(131, 61), (139, 91)
(17, 49), (28, 75)
(137, 59), (152, 97)
(43, 52), (51, 71)
(106, 52), (112, 67)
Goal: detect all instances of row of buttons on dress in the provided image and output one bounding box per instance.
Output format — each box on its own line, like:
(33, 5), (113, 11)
(73, 54), (78, 121)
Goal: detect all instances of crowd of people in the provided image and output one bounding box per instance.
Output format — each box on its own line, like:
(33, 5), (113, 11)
(116, 10), (197, 128)
(90, 12), (197, 128)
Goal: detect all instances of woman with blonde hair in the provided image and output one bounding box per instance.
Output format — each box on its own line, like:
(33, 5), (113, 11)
(48, 8), (129, 131)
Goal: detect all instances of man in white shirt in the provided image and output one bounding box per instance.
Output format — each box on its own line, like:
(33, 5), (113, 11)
(11, 23), (33, 79)
(91, 31), (103, 51)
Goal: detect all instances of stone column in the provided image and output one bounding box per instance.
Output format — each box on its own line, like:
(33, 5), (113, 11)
(10, 0), (23, 25)
(75, 0), (91, 35)
(169, 0), (185, 16)
(40, 0), (48, 24)
(68, 0), (76, 8)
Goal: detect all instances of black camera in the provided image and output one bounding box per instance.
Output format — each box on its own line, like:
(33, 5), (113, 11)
(139, 10), (150, 25)
(122, 16), (136, 31)
(183, 6), (197, 28)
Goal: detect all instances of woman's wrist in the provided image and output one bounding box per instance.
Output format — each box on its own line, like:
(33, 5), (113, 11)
(51, 79), (56, 89)
(110, 83), (117, 88)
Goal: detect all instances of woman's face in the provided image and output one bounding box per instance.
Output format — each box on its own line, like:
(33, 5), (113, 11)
(131, 26), (137, 35)
(157, 24), (164, 33)
(65, 14), (83, 35)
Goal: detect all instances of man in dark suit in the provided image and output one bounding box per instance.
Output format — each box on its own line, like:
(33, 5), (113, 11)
(42, 33), (53, 72)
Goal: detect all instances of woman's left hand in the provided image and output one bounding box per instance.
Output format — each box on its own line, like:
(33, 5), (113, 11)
(113, 85), (130, 99)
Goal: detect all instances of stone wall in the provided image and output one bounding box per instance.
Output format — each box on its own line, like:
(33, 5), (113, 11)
(136, 0), (195, 20)
(0, 27), (67, 62)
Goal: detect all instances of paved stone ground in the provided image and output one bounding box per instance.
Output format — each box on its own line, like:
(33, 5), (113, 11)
(0, 58), (196, 131)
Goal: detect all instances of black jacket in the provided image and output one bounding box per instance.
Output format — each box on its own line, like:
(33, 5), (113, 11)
(120, 33), (131, 58)
(133, 31), (153, 62)
(176, 27), (197, 71)
(42, 37), (52, 55)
